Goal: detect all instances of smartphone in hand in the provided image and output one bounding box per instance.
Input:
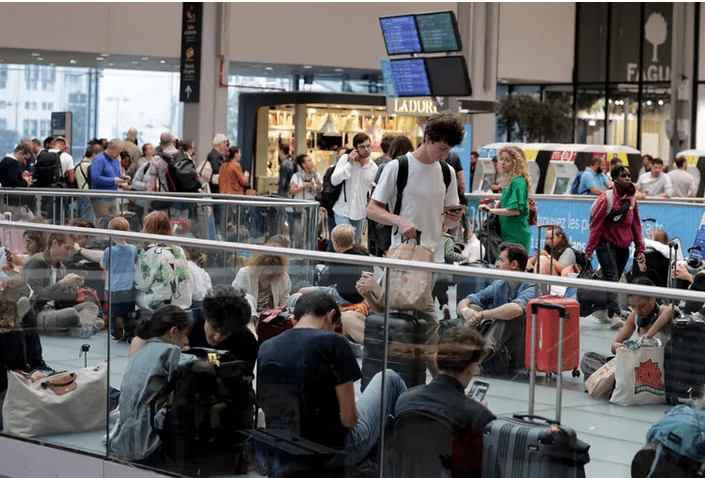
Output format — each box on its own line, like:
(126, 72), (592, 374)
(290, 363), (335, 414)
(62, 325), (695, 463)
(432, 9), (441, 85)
(468, 380), (489, 402)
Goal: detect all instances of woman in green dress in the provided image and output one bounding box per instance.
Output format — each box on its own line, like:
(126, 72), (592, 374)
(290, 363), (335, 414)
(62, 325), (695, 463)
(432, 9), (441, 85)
(478, 146), (531, 252)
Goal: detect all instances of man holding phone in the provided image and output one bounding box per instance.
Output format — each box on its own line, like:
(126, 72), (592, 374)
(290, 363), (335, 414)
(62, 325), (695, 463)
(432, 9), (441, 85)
(394, 327), (495, 475)
(330, 133), (378, 243)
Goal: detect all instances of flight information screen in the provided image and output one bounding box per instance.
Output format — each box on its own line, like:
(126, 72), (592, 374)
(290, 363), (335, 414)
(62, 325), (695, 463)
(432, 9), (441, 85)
(416, 11), (461, 53)
(380, 15), (422, 55)
(389, 58), (431, 96)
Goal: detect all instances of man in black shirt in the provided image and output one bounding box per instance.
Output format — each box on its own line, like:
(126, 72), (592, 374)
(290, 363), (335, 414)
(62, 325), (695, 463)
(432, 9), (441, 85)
(257, 291), (407, 465)
(0, 144), (33, 188)
(188, 284), (258, 373)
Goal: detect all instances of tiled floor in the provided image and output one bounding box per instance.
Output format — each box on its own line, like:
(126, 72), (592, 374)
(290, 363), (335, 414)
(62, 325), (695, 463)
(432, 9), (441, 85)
(28, 295), (669, 478)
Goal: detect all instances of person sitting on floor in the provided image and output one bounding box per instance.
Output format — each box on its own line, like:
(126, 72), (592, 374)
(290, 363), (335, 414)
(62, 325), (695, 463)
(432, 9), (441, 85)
(394, 326), (496, 478)
(456, 242), (536, 371)
(188, 284), (259, 373)
(21, 232), (103, 337)
(257, 291), (407, 466)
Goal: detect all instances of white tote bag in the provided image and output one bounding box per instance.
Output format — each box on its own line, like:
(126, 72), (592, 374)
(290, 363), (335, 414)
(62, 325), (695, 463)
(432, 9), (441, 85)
(611, 339), (666, 406)
(2, 364), (108, 437)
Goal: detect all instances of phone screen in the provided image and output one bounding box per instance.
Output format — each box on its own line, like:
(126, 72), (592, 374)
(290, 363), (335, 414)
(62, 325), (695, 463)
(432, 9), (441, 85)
(468, 380), (489, 402)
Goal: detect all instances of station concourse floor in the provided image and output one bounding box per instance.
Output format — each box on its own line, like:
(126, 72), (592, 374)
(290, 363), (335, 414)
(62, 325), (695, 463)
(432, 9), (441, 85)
(32, 288), (668, 478)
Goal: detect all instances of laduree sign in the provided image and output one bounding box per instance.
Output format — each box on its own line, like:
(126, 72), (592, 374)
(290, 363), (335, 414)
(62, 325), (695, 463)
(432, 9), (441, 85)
(179, 2), (202, 103)
(386, 97), (438, 116)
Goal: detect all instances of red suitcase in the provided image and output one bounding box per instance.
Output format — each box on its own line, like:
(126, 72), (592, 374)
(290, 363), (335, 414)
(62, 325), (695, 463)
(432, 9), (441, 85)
(525, 225), (581, 377)
(525, 296), (581, 376)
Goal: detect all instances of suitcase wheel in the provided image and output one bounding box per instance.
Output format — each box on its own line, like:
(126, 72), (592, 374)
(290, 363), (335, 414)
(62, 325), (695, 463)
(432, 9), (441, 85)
(572, 369), (580, 378)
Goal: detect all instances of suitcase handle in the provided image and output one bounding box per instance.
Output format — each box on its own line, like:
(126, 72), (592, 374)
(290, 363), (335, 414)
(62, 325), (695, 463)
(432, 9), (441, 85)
(512, 414), (559, 426)
(530, 301), (566, 316)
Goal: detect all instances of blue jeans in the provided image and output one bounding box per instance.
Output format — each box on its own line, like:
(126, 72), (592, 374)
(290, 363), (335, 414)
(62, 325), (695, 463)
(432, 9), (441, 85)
(334, 213), (364, 244)
(344, 370), (407, 465)
(595, 240), (630, 316)
(327, 213), (337, 252)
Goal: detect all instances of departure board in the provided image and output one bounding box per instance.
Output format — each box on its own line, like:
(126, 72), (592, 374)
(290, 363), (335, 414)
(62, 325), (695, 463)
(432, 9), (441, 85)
(389, 58), (431, 97)
(380, 15), (422, 55)
(416, 11), (462, 53)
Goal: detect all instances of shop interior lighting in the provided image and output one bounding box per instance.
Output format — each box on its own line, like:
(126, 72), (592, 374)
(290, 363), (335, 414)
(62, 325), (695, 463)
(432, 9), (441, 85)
(319, 106), (339, 135)
(412, 124), (424, 138)
(366, 116), (383, 136)
(646, 100), (652, 106)
(658, 100), (664, 105)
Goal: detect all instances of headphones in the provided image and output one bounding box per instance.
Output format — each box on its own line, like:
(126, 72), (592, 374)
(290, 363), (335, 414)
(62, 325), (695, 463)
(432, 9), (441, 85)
(636, 306), (659, 328)
(688, 246), (703, 270)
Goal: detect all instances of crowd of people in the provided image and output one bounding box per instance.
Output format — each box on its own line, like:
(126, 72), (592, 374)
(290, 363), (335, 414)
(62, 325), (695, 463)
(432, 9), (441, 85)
(0, 111), (703, 477)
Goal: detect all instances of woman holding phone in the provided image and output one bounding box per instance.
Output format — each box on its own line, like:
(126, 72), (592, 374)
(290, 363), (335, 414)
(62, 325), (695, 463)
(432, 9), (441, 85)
(478, 146), (531, 252)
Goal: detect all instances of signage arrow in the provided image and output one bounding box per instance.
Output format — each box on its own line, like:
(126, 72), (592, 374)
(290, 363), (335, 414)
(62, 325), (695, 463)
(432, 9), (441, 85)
(185, 85), (193, 99)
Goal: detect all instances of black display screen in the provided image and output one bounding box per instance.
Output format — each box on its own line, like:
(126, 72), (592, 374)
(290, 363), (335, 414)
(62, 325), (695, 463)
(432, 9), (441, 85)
(389, 58), (431, 96)
(425, 56), (472, 96)
(380, 15), (422, 55)
(416, 11), (462, 53)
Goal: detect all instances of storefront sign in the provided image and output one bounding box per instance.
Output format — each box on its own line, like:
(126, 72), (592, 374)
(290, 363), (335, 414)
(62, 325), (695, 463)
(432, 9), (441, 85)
(179, 2), (202, 103)
(386, 97), (438, 116)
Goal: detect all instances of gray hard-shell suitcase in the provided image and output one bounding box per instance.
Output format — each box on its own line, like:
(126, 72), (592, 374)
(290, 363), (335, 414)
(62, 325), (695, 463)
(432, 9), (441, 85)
(482, 301), (590, 478)
(361, 312), (427, 391)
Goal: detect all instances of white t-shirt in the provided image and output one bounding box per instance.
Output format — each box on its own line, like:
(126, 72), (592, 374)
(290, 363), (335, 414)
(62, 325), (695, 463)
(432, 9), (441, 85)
(372, 152), (459, 263)
(49, 149), (75, 177)
(331, 154), (378, 221)
(667, 169), (695, 197)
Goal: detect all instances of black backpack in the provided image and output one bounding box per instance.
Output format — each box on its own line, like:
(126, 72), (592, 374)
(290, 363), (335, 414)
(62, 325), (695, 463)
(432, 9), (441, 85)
(368, 156), (452, 256)
(315, 164), (346, 211)
(34, 150), (64, 188)
(168, 151), (200, 193)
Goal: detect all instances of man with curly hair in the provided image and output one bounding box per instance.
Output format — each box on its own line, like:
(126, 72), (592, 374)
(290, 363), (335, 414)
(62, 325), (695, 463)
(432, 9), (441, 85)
(188, 284), (259, 372)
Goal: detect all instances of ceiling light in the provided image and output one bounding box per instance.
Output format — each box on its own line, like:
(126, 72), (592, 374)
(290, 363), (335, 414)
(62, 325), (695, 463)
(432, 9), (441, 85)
(36, 57), (43, 61)
(646, 100), (652, 106)
(159, 59), (166, 64)
(350, 110), (358, 116)
(108, 63), (114, 66)
(49, 63), (55, 66)
(303, 65), (312, 69)
(307, 108), (316, 114)
(334, 68), (343, 72)
(265, 66), (273, 71)
(100, 53), (110, 57)
(141, 57), (149, 61)
(658, 100), (664, 105)
(31, 53), (40, 57)
(97, 57), (104, 61)
(70, 60), (76, 64)
(131, 61), (138, 64)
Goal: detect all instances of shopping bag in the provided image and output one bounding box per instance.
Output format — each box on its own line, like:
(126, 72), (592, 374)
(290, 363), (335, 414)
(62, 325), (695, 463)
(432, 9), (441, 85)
(585, 358), (616, 400)
(611, 338), (666, 406)
(2, 364), (108, 437)
(386, 239), (435, 311)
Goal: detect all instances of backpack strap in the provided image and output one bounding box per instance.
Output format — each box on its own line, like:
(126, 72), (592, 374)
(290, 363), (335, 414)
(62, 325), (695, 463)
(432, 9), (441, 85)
(439, 159), (452, 190)
(392, 156), (408, 216)
(77, 162), (89, 188)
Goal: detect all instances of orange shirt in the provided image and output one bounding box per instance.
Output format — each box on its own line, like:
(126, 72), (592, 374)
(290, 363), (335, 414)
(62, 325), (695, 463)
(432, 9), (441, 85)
(219, 160), (247, 195)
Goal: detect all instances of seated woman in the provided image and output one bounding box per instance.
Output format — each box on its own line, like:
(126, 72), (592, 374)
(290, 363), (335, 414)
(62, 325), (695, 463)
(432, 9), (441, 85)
(232, 244), (291, 332)
(110, 305), (193, 465)
(0, 276), (47, 429)
(611, 278), (676, 350)
(134, 211), (192, 312)
(673, 261), (705, 317)
(527, 225), (576, 276)
(188, 284), (259, 373)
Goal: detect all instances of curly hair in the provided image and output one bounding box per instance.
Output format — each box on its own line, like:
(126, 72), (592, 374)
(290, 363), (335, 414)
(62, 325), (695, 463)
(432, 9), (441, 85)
(498, 146), (532, 191)
(203, 284), (252, 332)
(0, 277), (32, 333)
(249, 244), (289, 278)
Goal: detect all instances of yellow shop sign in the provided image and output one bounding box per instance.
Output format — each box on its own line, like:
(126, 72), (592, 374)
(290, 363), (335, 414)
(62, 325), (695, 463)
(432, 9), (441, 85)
(387, 97), (438, 116)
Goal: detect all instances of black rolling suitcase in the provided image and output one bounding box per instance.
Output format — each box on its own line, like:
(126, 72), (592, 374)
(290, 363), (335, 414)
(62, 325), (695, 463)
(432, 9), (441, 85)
(664, 314), (705, 404)
(361, 313), (427, 391)
(482, 302), (590, 478)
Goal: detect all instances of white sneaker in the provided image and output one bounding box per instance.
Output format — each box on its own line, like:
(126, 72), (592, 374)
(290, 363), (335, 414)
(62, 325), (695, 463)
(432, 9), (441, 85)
(593, 310), (610, 324)
(609, 315), (624, 330)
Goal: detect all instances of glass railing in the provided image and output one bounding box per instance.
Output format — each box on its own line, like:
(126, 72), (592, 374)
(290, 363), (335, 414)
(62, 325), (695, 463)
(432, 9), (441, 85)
(0, 212), (703, 477)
